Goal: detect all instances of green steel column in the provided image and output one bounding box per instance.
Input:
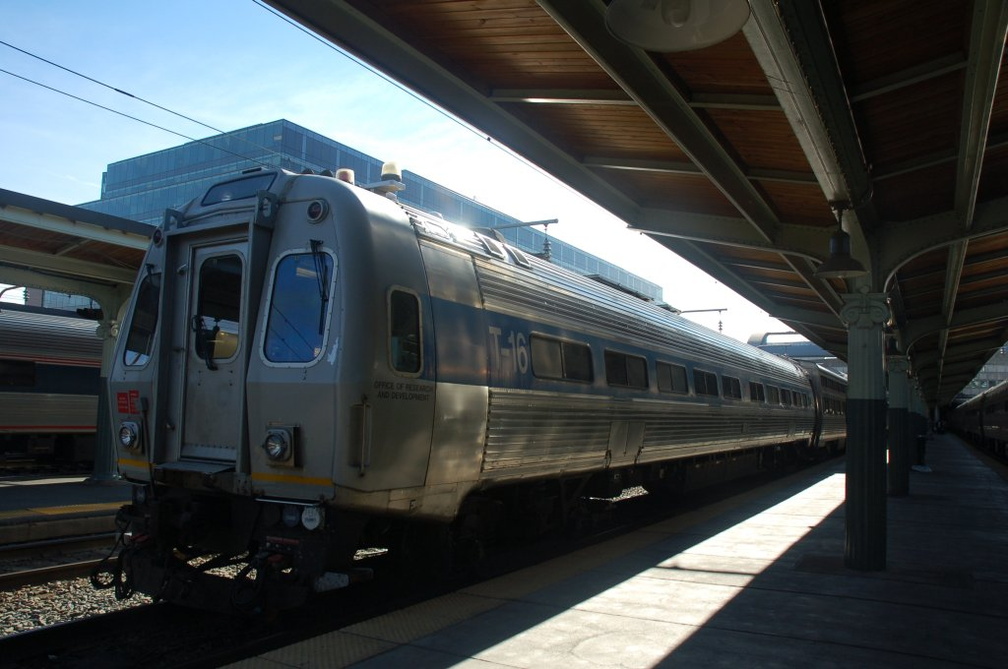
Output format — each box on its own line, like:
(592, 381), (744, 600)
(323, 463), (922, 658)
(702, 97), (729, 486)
(841, 291), (890, 570)
(87, 318), (120, 483)
(886, 356), (910, 497)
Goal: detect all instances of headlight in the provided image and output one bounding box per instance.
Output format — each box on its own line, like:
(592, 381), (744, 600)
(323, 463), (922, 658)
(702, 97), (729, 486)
(118, 422), (140, 450)
(281, 504), (300, 528)
(263, 429), (291, 461)
(301, 505), (323, 531)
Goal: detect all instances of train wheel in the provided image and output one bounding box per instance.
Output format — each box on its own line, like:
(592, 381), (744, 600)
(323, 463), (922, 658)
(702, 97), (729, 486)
(390, 521), (455, 580)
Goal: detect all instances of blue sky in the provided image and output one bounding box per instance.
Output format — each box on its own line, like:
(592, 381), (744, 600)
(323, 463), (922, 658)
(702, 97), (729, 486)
(0, 0), (785, 341)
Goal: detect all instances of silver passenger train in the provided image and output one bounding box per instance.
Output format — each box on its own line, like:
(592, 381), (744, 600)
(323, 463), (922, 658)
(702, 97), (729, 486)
(104, 166), (846, 610)
(948, 380), (1008, 458)
(0, 306), (101, 466)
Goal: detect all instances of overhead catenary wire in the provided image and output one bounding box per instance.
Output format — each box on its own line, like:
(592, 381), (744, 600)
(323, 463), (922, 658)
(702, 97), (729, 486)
(0, 66), (276, 171)
(249, 1), (587, 202)
(0, 37), (286, 169)
(0, 38), (230, 138)
(1, 11), (572, 207)
(0, 13), (575, 224)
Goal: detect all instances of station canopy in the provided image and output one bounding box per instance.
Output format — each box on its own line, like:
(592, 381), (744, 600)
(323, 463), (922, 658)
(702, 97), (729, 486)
(267, 0), (1008, 407)
(0, 188), (149, 318)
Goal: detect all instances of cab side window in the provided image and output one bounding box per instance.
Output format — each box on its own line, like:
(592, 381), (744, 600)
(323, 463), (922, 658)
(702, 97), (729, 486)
(124, 274), (161, 367)
(389, 290), (421, 373)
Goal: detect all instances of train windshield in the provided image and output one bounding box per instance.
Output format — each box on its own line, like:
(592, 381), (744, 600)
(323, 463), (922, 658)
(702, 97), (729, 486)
(264, 251), (336, 363)
(201, 172), (276, 206)
(123, 273), (161, 366)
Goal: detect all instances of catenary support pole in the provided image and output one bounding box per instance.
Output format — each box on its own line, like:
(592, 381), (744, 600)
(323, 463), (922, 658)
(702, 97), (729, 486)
(87, 313), (122, 483)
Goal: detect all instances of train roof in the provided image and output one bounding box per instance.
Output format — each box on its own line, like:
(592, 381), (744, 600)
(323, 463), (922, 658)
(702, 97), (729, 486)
(954, 379), (1008, 411)
(200, 168), (811, 385)
(0, 306), (103, 365)
(399, 200), (807, 383)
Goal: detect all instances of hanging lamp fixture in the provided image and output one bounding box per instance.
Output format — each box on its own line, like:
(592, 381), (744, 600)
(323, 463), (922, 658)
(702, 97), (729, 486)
(605, 0), (751, 52)
(814, 206), (867, 279)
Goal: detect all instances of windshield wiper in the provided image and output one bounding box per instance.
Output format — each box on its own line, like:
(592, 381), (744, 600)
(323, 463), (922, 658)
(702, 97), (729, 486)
(310, 239), (330, 335)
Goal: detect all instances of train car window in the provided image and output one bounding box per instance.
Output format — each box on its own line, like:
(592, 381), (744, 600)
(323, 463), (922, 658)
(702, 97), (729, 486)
(781, 389), (792, 406)
(0, 359), (35, 387)
(604, 350), (648, 389)
(563, 342), (593, 381)
(749, 381), (765, 402)
(723, 376), (742, 399)
(657, 361), (688, 394)
(693, 369), (719, 397)
(766, 385), (780, 405)
(123, 273), (161, 367)
(531, 335), (593, 382)
(531, 336), (563, 379)
(264, 252), (336, 364)
(388, 290), (421, 373)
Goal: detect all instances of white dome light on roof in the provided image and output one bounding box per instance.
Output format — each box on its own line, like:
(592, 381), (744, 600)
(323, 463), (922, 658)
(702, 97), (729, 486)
(605, 0), (751, 52)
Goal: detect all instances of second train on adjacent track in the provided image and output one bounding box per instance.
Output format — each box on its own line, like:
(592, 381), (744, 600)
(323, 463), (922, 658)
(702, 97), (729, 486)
(948, 380), (1008, 458)
(0, 306), (101, 468)
(103, 166), (847, 611)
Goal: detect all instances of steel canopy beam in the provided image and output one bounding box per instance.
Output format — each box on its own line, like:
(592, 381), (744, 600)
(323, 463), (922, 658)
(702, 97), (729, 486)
(0, 245), (137, 285)
(537, 0), (857, 339)
(0, 206), (150, 251)
(537, 0), (781, 244)
(265, 0), (642, 228)
(933, 0), (1008, 399)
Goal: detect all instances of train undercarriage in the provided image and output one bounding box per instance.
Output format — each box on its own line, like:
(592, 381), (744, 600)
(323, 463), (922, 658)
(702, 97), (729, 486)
(96, 440), (839, 614)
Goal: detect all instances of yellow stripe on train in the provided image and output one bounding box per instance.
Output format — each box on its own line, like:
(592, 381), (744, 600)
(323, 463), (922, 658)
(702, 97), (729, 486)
(250, 471), (333, 486)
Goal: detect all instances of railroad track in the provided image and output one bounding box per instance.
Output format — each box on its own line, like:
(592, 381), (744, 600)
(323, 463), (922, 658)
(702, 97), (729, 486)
(0, 530), (115, 559)
(0, 558), (104, 591)
(0, 531), (117, 592)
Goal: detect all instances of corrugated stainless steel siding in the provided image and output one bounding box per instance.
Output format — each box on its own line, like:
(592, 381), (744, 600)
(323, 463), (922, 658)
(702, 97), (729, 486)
(0, 310), (102, 365)
(483, 390), (612, 478)
(483, 390), (815, 479)
(0, 393), (98, 433)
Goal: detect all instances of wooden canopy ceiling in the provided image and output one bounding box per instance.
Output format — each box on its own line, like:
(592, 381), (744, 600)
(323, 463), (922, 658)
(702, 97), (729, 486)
(268, 0), (1008, 408)
(0, 188), (149, 314)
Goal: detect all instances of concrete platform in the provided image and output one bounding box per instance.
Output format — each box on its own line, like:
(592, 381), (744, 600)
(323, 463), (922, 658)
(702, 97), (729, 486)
(0, 476), (129, 545)
(228, 433), (1008, 668)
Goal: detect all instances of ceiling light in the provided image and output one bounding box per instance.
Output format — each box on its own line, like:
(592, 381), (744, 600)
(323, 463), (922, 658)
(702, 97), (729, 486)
(814, 208), (867, 279)
(605, 0), (751, 52)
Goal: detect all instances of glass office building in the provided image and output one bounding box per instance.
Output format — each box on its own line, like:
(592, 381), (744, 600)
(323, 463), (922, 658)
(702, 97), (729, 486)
(79, 119), (661, 301)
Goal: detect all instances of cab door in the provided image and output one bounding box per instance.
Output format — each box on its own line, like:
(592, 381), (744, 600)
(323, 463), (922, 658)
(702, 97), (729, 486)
(179, 244), (247, 462)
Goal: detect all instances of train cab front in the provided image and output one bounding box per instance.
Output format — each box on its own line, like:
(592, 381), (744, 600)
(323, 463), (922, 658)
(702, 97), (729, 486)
(103, 478), (370, 613)
(100, 169), (373, 613)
